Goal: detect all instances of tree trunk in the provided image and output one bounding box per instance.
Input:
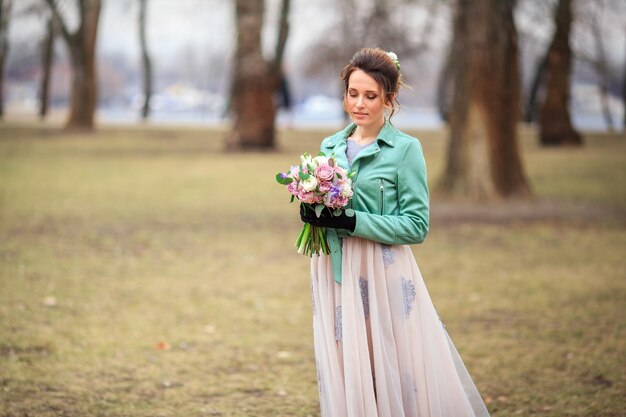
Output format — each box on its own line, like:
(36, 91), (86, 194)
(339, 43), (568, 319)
(523, 51), (548, 123)
(226, 0), (290, 151)
(0, 0), (13, 119)
(623, 26), (626, 131)
(436, 44), (454, 123)
(45, 0), (101, 130)
(539, 0), (582, 145)
(39, 17), (56, 119)
(590, 9), (615, 132)
(139, 0), (152, 120)
(439, 0), (530, 200)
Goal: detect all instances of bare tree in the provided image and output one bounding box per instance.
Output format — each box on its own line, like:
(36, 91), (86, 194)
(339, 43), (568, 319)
(573, 0), (626, 133)
(439, 0), (530, 199)
(301, 0), (442, 97)
(589, 12), (614, 132)
(539, 0), (582, 145)
(436, 43), (453, 122)
(44, 0), (101, 130)
(523, 50), (548, 123)
(39, 15), (57, 119)
(225, 0), (291, 150)
(0, 0), (13, 118)
(138, 0), (152, 120)
(515, 0), (554, 124)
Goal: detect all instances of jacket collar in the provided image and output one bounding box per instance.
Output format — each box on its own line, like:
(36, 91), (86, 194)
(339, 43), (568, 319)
(326, 120), (398, 147)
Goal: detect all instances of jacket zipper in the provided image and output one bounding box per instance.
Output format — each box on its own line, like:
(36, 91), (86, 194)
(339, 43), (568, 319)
(350, 147), (380, 212)
(379, 179), (384, 214)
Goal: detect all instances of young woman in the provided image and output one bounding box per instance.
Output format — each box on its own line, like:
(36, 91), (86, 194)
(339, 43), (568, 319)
(300, 48), (491, 417)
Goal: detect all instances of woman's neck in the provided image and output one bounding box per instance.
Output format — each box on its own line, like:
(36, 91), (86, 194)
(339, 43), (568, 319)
(351, 119), (385, 145)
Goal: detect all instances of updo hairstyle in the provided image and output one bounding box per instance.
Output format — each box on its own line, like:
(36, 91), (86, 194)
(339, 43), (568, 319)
(340, 47), (405, 120)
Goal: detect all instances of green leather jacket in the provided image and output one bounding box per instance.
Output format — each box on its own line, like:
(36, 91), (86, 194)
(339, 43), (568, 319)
(320, 120), (430, 284)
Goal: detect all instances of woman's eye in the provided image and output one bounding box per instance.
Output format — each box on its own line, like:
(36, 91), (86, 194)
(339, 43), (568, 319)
(367, 95), (377, 100)
(349, 93), (358, 98)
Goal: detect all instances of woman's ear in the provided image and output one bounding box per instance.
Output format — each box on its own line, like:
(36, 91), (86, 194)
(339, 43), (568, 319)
(385, 92), (397, 108)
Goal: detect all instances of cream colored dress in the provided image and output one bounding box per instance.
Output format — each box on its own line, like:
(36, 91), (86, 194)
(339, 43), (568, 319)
(310, 241), (491, 417)
(309, 140), (491, 417)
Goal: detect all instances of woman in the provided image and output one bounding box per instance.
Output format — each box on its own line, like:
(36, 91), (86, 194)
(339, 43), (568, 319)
(300, 48), (491, 417)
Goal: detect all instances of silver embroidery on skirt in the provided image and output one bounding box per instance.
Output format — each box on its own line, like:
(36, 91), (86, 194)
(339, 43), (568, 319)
(335, 306), (342, 341)
(381, 244), (395, 267)
(401, 276), (416, 317)
(359, 277), (370, 319)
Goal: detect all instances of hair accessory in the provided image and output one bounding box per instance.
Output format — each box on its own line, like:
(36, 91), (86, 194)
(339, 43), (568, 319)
(386, 51), (401, 72)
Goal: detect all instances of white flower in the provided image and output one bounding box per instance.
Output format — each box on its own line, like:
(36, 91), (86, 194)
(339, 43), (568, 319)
(312, 155), (329, 167)
(300, 154), (313, 167)
(386, 51), (401, 71)
(301, 176), (318, 192)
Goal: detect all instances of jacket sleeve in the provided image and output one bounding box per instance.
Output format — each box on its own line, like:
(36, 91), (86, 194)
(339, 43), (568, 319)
(349, 139), (430, 245)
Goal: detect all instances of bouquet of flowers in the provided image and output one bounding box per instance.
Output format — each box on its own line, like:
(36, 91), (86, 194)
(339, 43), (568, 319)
(276, 152), (354, 256)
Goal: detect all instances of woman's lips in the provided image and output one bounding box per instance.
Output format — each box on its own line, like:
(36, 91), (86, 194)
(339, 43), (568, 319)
(353, 112), (368, 118)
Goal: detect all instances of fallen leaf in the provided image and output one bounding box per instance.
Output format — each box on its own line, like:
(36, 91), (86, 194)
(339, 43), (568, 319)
(43, 296), (57, 307)
(160, 380), (183, 388)
(590, 374), (612, 387)
(276, 351), (291, 359)
(155, 342), (171, 350)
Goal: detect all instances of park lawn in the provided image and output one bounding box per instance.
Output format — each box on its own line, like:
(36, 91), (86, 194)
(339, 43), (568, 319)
(0, 123), (624, 417)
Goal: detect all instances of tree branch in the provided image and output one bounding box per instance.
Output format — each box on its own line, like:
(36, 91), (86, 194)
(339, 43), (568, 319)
(43, 0), (72, 43)
(272, 0), (290, 71)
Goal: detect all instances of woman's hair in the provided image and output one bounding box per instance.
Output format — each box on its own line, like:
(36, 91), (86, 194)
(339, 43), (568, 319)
(340, 47), (405, 119)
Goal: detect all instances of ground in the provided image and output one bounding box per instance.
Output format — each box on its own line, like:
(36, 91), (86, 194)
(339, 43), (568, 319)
(0, 123), (624, 416)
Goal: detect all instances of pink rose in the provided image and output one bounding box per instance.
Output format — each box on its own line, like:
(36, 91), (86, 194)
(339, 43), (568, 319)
(333, 165), (347, 176)
(318, 180), (332, 192)
(326, 195), (348, 209)
(286, 181), (298, 196)
(315, 164), (334, 181)
(298, 190), (316, 204)
(335, 196), (349, 208)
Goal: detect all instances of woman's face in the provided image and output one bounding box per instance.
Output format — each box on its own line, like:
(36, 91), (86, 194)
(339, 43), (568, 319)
(345, 69), (390, 130)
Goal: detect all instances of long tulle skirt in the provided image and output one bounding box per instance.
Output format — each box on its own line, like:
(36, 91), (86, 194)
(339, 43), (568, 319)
(310, 237), (491, 417)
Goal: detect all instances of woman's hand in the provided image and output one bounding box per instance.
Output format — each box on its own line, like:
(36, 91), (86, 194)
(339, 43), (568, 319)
(300, 204), (356, 232)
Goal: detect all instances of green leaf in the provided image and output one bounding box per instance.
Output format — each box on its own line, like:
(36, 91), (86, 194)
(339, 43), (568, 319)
(275, 173), (293, 185)
(315, 204), (324, 218)
(299, 172), (310, 180)
(336, 172), (342, 179)
(317, 151), (326, 157)
(290, 195), (295, 203)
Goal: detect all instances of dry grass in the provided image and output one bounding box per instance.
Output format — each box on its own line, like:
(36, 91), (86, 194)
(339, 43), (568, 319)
(0, 123), (624, 416)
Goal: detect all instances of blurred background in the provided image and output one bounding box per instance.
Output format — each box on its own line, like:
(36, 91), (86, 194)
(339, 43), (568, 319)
(2, 0), (625, 131)
(0, 1), (625, 416)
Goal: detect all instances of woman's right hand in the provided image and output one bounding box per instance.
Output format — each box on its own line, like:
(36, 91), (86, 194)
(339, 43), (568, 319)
(300, 203), (356, 232)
